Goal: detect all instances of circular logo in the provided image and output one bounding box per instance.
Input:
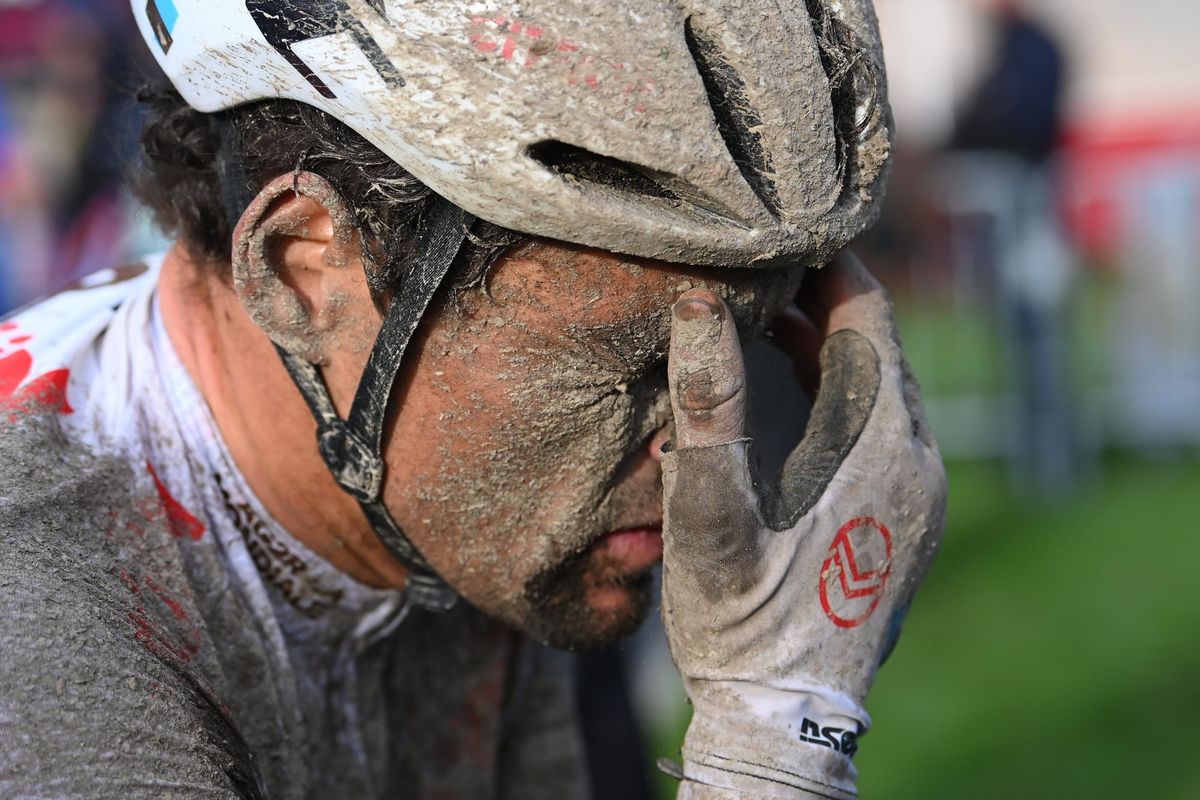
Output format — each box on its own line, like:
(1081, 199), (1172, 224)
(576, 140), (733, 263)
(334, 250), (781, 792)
(819, 517), (893, 629)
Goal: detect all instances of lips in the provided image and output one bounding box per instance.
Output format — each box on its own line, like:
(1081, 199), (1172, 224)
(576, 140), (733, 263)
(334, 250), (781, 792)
(596, 524), (664, 570)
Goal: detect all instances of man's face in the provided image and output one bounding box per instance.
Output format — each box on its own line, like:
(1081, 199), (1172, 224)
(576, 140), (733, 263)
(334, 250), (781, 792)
(384, 239), (803, 648)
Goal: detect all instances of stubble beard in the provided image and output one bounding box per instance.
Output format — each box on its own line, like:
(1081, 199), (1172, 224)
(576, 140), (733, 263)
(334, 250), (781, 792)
(520, 545), (656, 651)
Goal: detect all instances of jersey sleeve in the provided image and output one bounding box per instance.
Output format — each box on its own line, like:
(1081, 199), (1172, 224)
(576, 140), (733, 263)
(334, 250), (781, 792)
(0, 412), (264, 800)
(0, 518), (267, 799)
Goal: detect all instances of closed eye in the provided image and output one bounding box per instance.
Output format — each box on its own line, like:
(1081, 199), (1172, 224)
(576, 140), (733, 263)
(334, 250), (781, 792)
(565, 322), (670, 381)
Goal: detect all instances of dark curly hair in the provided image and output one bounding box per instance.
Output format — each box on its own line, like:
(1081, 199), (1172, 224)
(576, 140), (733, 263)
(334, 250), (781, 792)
(131, 83), (525, 293)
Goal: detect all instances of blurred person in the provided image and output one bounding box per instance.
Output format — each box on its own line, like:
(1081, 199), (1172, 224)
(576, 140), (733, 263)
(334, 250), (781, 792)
(945, 0), (1077, 491)
(0, 0), (148, 308)
(0, 4), (946, 800)
(951, 0), (1065, 166)
(42, 0), (149, 284)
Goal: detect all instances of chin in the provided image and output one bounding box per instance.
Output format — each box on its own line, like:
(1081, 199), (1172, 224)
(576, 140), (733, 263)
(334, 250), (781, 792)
(517, 548), (657, 651)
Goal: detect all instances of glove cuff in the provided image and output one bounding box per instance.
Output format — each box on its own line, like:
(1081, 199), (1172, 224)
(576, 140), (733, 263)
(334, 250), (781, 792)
(681, 681), (867, 799)
(678, 759), (854, 800)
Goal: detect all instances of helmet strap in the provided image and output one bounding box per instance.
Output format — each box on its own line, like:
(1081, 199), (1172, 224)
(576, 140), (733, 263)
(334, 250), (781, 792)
(214, 111), (467, 612)
(272, 198), (471, 612)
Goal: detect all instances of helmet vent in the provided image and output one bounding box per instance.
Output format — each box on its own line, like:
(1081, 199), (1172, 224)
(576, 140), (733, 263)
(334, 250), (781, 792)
(683, 18), (782, 219)
(803, 0), (880, 197)
(528, 141), (755, 230)
(528, 140), (682, 203)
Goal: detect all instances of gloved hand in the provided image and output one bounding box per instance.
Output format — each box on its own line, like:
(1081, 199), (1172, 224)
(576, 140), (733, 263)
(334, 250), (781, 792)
(661, 253), (947, 799)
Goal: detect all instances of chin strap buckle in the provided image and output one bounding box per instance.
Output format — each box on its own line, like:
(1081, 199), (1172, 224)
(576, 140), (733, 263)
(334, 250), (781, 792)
(265, 198), (473, 615)
(317, 419), (384, 503)
(406, 573), (458, 612)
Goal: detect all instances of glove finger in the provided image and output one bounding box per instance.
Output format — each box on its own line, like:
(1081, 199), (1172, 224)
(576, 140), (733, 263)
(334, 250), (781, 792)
(662, 439), (763, 600)
(800, 252), (934, 446)
(663, 290), (763, 595)
(668, 290), (747, 450)
(771, 328), (880, 527)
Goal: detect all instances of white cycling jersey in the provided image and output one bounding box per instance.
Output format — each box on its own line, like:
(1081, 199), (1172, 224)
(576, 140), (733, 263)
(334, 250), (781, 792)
(0, 259), (585, 799)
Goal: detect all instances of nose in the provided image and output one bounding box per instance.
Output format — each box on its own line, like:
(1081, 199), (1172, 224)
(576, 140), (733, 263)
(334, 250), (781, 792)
(648, 424), (675, 464)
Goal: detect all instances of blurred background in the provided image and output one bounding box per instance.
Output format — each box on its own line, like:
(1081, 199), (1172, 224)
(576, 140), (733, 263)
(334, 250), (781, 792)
(1, 0), (1197, 798)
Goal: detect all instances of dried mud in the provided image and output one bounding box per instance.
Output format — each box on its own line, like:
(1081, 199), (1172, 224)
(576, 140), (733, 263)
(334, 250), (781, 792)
(397, 240), (803, 648)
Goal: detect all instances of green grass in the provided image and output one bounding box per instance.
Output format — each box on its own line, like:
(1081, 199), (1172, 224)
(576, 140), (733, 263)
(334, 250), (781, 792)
(650, 454), (1200, 799)
(893, 304), (1009, 397)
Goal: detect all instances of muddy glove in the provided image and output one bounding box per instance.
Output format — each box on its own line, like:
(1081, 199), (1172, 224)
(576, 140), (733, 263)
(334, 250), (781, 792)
(661, 254), (947, 800)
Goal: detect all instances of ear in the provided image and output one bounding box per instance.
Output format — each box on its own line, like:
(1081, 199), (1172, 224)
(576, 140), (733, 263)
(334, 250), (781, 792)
(231, 171), (372, 364)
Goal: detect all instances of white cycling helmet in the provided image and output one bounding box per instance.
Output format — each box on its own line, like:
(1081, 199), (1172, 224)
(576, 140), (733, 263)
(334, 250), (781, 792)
(132, 0), (893, 612)
(134, 0), (891, 268)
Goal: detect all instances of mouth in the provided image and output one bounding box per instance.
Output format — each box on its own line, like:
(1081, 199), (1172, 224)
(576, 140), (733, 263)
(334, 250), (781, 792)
(520, 521), (662, 646)
(594, 524), (664, 571)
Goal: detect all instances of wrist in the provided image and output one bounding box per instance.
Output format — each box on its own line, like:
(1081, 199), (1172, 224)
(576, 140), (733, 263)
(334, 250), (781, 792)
(680, 680), (867, 800)
(678, 776), (841, 800)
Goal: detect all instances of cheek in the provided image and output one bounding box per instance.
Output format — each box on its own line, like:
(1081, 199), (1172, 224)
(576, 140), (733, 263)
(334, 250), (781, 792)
(385, 326), (670, 621)
(387, 380), (545, 610)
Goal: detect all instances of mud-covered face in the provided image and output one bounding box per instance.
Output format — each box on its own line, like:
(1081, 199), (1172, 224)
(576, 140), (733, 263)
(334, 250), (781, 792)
(383, 240), (803, 649)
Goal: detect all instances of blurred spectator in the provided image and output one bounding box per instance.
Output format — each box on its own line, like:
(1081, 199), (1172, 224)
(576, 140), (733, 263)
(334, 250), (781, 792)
(0, 0), (150, 311)
(951, 0), (1066, 165)
(943, 0), (1078, 494)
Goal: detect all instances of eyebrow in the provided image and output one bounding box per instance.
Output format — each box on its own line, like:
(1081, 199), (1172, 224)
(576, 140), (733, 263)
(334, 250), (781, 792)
(565, 318), (670, 377)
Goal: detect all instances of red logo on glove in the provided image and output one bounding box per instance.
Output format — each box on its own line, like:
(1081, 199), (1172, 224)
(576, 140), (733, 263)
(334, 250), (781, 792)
(819, 517), (893, 629)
